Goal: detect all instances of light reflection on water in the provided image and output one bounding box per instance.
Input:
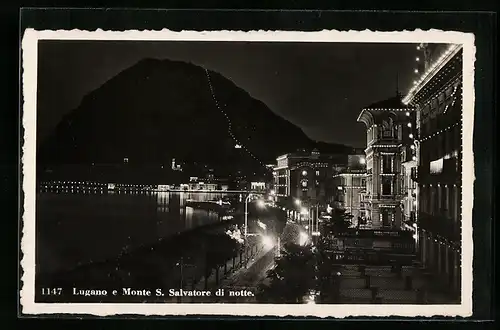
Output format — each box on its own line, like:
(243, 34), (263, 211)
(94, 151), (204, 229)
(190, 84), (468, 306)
(36, 190), (229, 276)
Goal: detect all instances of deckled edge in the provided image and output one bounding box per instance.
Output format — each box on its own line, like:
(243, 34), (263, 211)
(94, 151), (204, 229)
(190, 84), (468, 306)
(20, 28), (475, 318)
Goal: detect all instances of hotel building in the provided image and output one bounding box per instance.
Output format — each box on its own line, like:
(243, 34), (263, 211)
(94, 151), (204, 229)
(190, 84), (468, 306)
(273, 149), (346, 206)
(403, 43), (463, 299)
(357, 96), (416, 229)
(332, 153), (367, 225)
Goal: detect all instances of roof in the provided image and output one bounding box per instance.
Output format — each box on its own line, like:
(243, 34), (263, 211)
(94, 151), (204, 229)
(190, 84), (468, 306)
(357, 94), (415, 125)
(403, 44), (463, 105)
(364, 94), (407, 110)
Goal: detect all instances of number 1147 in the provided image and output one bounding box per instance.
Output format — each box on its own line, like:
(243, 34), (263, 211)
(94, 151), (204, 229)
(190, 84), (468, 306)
(41, 288), (62, 296)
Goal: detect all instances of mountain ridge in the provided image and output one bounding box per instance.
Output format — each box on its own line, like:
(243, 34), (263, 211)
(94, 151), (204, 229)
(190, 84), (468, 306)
(37, 58), (353, 182)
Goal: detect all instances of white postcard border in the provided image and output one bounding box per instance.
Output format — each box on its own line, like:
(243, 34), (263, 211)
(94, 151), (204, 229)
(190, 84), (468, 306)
(21, 28), (475, 317)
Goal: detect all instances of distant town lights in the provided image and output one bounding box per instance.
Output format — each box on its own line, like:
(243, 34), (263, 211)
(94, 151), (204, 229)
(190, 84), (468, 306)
(409, 134), (414, 139)
(416, 57), (420, 61)
(414, 69), (419, 74)
(407, 123), (412, 128)
(406, 112), (410, 116)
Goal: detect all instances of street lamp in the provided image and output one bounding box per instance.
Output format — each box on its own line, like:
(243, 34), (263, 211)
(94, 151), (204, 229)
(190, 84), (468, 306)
(299, 231), (309, 246)
(244, 194), (265, 267)
(277, 236), (281, 257)
(300, 207), (308, 226)
(413, 140), (420, 153)
(244, 194), (253, 243)
(257, 220), (267, 230)
(305, 291), (317, 304)
(261, 235), (274, 249)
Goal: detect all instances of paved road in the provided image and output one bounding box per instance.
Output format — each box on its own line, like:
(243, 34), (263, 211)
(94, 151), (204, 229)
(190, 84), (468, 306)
(217, 248), (276, 303)
(228, 249), (276, 285)
(170, 244), (275, 303)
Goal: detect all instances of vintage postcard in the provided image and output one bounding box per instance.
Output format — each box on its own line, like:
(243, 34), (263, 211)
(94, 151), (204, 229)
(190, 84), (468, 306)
(20, 29), (475, 317)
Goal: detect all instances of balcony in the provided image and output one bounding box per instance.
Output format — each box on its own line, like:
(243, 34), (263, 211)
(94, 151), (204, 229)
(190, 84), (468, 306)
(410, 167), (418, 182)
(418, 212), (461, 243)
(372, 194), (398, 202)
(400, 145), (415, 163)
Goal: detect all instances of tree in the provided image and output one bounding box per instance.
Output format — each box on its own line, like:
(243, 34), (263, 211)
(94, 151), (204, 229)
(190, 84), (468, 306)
(257, 242), (316, 303)
(320, 208), (353, 236)
(313, 207), (355, 303)
(276, 195), (298, 212)
(205, 233), (241, 284)
(315, 252), (343, 303)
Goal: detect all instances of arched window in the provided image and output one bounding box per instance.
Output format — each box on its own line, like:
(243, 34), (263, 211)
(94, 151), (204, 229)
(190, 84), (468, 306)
(382, 118), (393, 138)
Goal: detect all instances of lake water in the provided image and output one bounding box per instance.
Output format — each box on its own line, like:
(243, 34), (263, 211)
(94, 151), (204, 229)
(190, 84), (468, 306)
(35, 191), (231, 276)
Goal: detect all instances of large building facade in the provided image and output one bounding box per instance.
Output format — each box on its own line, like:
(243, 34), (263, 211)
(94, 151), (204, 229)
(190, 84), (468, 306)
(332, 154), (367, 225)
(273, 149), (346, 206)
(357, 96), (416, 229)
(403, 44), (463, 299)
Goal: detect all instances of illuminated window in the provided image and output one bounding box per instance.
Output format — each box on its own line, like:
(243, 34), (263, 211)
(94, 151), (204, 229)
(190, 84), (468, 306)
(430, 157), (444, 174)
(315, 170), (320, 176)
(302, 170), (308, 176)
(301, 180), (308, 187)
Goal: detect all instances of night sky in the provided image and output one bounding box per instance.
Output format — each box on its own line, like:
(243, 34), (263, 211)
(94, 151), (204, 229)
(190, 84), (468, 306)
(37, 41), (422, 148)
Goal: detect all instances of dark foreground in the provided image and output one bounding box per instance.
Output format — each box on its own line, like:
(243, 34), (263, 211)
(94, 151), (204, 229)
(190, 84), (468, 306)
(35, 203), (286, 303)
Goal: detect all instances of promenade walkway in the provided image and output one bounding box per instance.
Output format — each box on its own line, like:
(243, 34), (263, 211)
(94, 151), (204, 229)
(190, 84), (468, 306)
(332, 264), (455, 304)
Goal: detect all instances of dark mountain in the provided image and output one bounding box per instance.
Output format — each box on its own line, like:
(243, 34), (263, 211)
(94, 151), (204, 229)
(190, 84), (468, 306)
(37, 58), (352, 182)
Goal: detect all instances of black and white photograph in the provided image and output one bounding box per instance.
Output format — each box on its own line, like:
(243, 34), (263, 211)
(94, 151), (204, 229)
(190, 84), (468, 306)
(20, 29), (475, 317)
